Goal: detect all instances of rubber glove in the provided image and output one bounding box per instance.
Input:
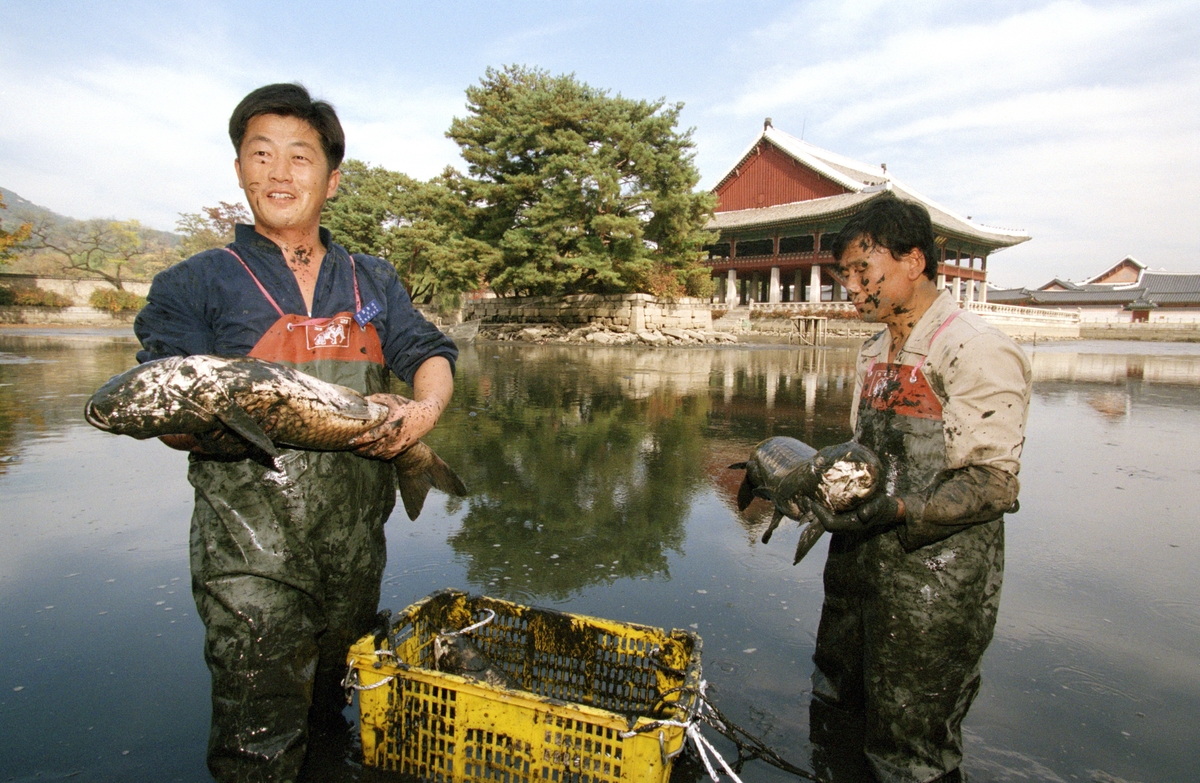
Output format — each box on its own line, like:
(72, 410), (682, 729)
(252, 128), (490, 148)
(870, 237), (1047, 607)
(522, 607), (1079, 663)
(805, 493), (901, 533)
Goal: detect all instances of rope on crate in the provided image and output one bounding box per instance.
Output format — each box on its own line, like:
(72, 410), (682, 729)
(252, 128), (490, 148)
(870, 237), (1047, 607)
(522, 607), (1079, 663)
(695, 691), (827, 782)
(623, 679), (828, 783)
(440, 608), (497, 637)
(344, 608), (501, 698)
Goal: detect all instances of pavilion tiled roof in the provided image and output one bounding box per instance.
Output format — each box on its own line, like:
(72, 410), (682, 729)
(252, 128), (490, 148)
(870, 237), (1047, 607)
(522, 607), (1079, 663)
(709, 126), (1030, 249)
(1141, 272), (1200, 294)
(707, 191), (879, 231)
(1083, 255), (1145, 285)
(990, 271), (1200, 307)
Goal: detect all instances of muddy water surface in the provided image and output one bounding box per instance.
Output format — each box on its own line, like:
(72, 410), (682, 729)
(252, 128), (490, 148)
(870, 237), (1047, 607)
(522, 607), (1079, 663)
(1, 330), (1197, 782)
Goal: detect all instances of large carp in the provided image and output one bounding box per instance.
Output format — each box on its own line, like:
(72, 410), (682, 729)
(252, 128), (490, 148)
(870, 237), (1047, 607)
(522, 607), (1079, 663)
(84, 354), (467, 520)
(730, 437), (882, 564)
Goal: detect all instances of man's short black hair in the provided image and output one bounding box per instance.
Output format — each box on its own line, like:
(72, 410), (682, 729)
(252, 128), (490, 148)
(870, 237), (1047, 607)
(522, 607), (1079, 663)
(229, 83), (345, 170)
(831, 197), (940, 280)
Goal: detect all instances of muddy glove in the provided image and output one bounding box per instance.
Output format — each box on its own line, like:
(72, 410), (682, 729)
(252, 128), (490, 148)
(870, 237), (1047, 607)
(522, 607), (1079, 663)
(805, 493), (901, 533)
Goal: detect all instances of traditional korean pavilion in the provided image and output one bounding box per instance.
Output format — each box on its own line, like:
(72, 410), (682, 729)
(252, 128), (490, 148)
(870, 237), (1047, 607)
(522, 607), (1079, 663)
(705, 121), (1030, 305)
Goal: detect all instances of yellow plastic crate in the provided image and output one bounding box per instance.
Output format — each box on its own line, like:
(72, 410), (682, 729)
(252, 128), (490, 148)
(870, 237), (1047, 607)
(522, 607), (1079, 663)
(347, 589), (703, 783)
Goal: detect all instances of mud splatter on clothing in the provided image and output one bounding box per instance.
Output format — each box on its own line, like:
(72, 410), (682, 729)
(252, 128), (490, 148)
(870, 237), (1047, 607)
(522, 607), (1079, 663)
(812, 290), (1030, 783)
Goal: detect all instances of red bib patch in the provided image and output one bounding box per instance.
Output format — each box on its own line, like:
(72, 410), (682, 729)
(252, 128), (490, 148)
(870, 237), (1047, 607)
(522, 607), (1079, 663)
(306, 316), (352, 350)
(861, 363), (943, 420)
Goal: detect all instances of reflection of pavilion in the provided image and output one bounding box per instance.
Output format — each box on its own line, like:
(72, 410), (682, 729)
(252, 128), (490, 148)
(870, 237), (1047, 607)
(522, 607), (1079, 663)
(1029, 350), (1200, 385)
(705, 121), (1029, 306)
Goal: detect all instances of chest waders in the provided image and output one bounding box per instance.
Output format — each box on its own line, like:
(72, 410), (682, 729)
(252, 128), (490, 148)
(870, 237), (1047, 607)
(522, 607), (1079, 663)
(190, 249), (395, 782)
(811, 312), (1004, 783)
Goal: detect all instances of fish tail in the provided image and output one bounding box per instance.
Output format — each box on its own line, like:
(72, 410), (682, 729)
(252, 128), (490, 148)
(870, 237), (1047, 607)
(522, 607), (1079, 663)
(395, 469), (433, 521)
(394, 449), (468, 521)
(792, 519), (826, 565)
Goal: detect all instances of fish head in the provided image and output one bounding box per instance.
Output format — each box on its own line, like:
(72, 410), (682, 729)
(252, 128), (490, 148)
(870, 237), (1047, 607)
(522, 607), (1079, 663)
(814, 441), (883, 512)
(84, 356), (212, 436)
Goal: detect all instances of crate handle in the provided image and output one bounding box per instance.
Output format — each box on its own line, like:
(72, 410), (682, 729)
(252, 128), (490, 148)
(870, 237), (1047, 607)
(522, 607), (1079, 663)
(441, 608), (497, 638)
(342, 665), (395, 694)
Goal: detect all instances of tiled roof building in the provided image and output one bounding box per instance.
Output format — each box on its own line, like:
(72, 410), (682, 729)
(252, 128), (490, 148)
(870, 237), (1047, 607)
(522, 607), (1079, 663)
(704, 121), (1029, 305)
(990, 258), (1200, 322)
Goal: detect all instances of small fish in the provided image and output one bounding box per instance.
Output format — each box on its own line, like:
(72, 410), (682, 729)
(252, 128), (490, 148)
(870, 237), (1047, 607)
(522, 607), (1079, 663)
(84, 354), (466, 519)
(730, 437), (881, 564)
(432, 632), (519, 690)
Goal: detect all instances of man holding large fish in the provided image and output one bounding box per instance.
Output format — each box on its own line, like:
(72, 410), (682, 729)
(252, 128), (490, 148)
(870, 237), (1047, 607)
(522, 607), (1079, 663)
(128, 84), (458, 782)
(797, 198), (1032, 783)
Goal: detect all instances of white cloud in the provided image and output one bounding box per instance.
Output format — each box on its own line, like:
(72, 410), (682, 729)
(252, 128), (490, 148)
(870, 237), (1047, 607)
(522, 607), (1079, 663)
(324, 82), (467, 178)
(0, 57), (248, 229)
(0, 48), (468, 230)
(702, 0), (1200, 284)
(2, 0), (1197, 287)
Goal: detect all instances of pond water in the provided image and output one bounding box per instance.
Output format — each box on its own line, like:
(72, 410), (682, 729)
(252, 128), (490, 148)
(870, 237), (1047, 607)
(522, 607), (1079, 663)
(1, 329), (1198, 783)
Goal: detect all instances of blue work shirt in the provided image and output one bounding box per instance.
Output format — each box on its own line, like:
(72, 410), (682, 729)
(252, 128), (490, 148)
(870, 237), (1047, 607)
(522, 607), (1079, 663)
(134, 224), (457, 384)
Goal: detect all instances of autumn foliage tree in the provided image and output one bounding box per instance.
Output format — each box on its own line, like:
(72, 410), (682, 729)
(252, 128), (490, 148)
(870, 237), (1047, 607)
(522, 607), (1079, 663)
(175, 201), (251, 257)
(446, 65), (716, 298)
(0, 196), (32, 267)
(25, 218), (174, 290)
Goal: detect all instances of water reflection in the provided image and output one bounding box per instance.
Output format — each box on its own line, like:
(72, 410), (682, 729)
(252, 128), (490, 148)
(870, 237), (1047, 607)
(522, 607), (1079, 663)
(422, 345), (860, 600)
(1028, 344), (1200, 423)
(1029, 348), (1200, 385)
(2, 333), (1198, 783)
(434, 347), (706, 598)
(0, 335), (140, 473)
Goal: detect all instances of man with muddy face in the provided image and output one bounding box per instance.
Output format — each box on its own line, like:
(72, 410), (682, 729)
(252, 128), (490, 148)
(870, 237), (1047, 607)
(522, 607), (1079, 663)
(133, 84), (458, 782)
(835, 237), (939, 342)
(804, 197), (1032, 783)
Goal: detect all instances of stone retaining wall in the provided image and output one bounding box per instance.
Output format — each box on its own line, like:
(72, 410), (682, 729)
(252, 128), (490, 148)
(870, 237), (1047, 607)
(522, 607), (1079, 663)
(0, 306), (137, 325)
(1081, 322), (1200, 342)
(0, 273), (150, 301)
(464, 293), (713, 332)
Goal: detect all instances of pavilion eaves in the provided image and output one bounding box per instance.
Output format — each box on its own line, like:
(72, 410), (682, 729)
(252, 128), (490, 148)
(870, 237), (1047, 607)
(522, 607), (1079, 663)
(708, 126), (1031, 250)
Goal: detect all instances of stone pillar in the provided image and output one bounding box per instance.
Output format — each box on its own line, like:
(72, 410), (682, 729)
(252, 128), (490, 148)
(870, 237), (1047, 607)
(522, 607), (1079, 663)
(769, 267), (781, 304)
(965, 279), (975, 303)
(831, 278), (842, 301)
(808, 265), (821, 303)
(726, 269), (738, 305)
(936, 272), (946, 290)
(952, 276), (962, 302)
(794, 269), (805, 303)
(631, 298), (646, 333)
(978, 282), (988, 303)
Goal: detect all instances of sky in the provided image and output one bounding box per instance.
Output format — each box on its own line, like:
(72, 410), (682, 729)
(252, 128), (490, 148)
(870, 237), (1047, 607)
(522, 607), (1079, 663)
(1, 0), (1198, 288)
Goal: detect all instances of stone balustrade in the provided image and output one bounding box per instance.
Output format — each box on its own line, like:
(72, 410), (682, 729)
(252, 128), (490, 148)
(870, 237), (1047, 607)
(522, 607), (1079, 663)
(464, 293), (713, 332)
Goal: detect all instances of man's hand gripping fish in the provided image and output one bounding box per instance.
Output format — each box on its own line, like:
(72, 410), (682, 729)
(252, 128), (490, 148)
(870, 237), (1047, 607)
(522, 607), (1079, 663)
(730, 437), (882, 564)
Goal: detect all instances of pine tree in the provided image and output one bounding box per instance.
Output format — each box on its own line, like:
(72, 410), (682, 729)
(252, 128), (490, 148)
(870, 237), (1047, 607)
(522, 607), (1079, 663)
(447, 65), (716, 298)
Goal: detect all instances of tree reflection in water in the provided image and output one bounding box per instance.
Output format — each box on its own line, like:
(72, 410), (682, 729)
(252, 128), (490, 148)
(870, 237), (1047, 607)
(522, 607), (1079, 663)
(414, 343), (862, 601)
(426, 345), (711, 599)
(0, 335), (140, 474)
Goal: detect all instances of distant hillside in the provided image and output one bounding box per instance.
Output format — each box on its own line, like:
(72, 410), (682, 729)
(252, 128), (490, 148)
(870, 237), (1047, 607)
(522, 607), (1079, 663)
(0, 186), (180, 245)
(0, 186), (70, 229)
